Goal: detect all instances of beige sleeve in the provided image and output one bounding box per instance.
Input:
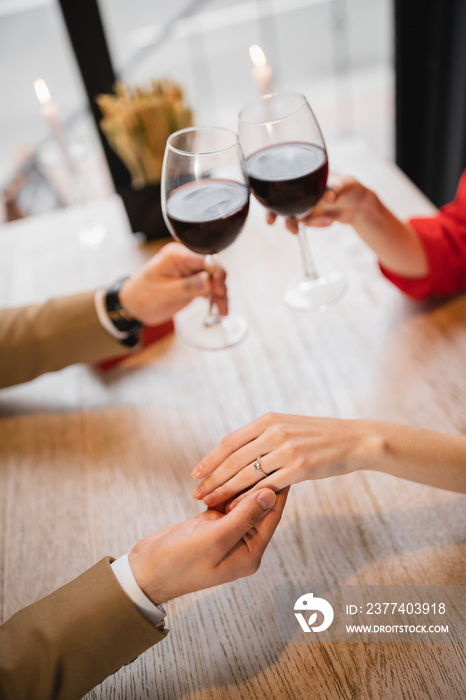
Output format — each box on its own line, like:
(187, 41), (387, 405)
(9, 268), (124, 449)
(0, 291), (127, 388)
(0, 557), (168, 700)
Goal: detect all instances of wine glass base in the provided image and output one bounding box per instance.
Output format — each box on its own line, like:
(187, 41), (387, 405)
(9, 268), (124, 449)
(283, 270), (347, 311)
(176, 303), (248, 350)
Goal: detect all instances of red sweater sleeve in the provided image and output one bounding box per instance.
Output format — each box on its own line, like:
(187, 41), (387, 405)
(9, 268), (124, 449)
(380, 170), (466, 300)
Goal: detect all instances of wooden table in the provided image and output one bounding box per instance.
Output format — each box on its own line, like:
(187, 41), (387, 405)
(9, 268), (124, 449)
(0, 141), (465, 699)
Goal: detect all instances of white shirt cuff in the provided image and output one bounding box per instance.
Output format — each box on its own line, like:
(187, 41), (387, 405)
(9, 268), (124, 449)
(111, 553), (166, 628)
(94, 288), (130, 341)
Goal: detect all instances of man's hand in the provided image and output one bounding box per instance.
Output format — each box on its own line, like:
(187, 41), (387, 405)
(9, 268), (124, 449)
(128, 487), (288, 603)
(119, 242), (228, 326)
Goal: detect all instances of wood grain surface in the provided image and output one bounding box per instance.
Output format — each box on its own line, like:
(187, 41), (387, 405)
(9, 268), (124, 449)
(0, 144), (465, 699)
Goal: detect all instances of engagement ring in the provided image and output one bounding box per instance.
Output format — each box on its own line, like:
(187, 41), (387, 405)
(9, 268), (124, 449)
(253, 456), (267, 478)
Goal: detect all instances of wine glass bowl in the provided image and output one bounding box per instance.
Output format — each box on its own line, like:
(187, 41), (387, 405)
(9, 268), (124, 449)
(246, 141), (328, 218)
(161, 126), (249, 349)
(239, 92), (346, 311)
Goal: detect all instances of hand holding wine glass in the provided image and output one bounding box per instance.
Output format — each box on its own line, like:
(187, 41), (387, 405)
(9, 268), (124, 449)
(267, 173), (373, 231)
(238, 92), (346, 311)
(119, 241), (228, 325)
(161, 127), (249, 349)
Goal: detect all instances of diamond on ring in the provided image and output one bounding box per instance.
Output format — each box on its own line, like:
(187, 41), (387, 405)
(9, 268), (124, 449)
(253, 456), (266, 478)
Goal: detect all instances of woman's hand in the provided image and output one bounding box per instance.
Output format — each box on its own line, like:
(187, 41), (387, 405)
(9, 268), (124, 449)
(267, 173), (429, 278)
(192, 413), (384, 508)
(266, 174), (376, 233)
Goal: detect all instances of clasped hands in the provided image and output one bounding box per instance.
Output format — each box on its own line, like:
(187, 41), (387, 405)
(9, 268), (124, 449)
(115, 242), (288, 608)
(129, 407), (380, 611)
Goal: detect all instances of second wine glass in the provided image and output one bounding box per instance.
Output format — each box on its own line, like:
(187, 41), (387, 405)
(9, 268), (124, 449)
(161, 126), (249, 350)
(239, 92), (346, 311)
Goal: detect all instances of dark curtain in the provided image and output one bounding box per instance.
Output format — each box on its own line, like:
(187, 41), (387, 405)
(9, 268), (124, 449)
(58, 0), (167, 239)
(58, 0), (130, 188)
(395, 0), (466, 207)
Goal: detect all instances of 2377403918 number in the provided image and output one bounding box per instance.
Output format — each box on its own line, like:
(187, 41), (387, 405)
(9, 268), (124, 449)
(364, 602), (446, 615)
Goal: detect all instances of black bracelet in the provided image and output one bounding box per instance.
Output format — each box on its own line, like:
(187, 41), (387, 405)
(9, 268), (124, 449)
(105, 277), (143, 347)
(118, 333), (141, 349)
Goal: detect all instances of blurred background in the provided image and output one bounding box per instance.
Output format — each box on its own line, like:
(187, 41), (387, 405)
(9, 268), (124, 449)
(0, 0), (464, 232)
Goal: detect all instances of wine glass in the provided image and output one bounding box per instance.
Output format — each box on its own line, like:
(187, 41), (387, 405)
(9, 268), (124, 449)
(161, 126), (249, 349)
(238, 92), (346, 311)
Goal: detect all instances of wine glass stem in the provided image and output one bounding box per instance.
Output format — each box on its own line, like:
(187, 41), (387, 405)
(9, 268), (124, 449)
(298, 221), (318, 281)
(204, 254), (221, 327)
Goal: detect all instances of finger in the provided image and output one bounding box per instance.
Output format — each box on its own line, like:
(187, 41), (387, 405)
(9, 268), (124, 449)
(224, 493), (240, 513)
(303, 216), (333, 228)
(210, 268), (228, 316)
(212, 292), (228, 316)
(252, 486), (289, 539)
(266, 212), (276, 225)
(211, 267), (227, 294)
(168, 271), (211, 307)
(196, 433), (287, 502)
(217, 487), (289, 574)
(193, 435), (269, 498)
(228, 471), (297, 510)
(209, 500), (227, 514)
(322, 189), (338, 203)
(161, 242), (207, 276)
(192, 415), (270, 480)
(201, 451), (282, 507)
(285, 219), (299, 234)
(212, 488), (277, 555)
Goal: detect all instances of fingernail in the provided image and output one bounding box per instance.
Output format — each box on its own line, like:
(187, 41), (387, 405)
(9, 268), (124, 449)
(192, 486), (204, 499)
(204, 492), (216, 506)
(257, 490), (276, 510)
(204, 257), (217, 274)
(229, 499), (239, 510)
(197, 271), (209, 289)
(191, 465), (203, 478)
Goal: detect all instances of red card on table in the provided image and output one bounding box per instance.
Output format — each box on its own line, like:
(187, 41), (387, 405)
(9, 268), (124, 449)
(96, 319), (175, 371)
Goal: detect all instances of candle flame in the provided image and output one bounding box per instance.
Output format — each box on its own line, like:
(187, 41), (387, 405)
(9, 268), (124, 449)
(249, 44), (267, 68)
(34, 78), (51, 105)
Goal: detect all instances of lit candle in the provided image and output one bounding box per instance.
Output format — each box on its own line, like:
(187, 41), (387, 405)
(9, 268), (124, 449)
(34, 78), (75, 175)
(249, 45), (273, 96)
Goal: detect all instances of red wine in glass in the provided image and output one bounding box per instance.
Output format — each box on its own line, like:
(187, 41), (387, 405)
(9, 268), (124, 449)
(246, 142), (328, 218)
(161, 126), (249, 349)
(166, 178), (250, 255)
(238, 92), (346, 311)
